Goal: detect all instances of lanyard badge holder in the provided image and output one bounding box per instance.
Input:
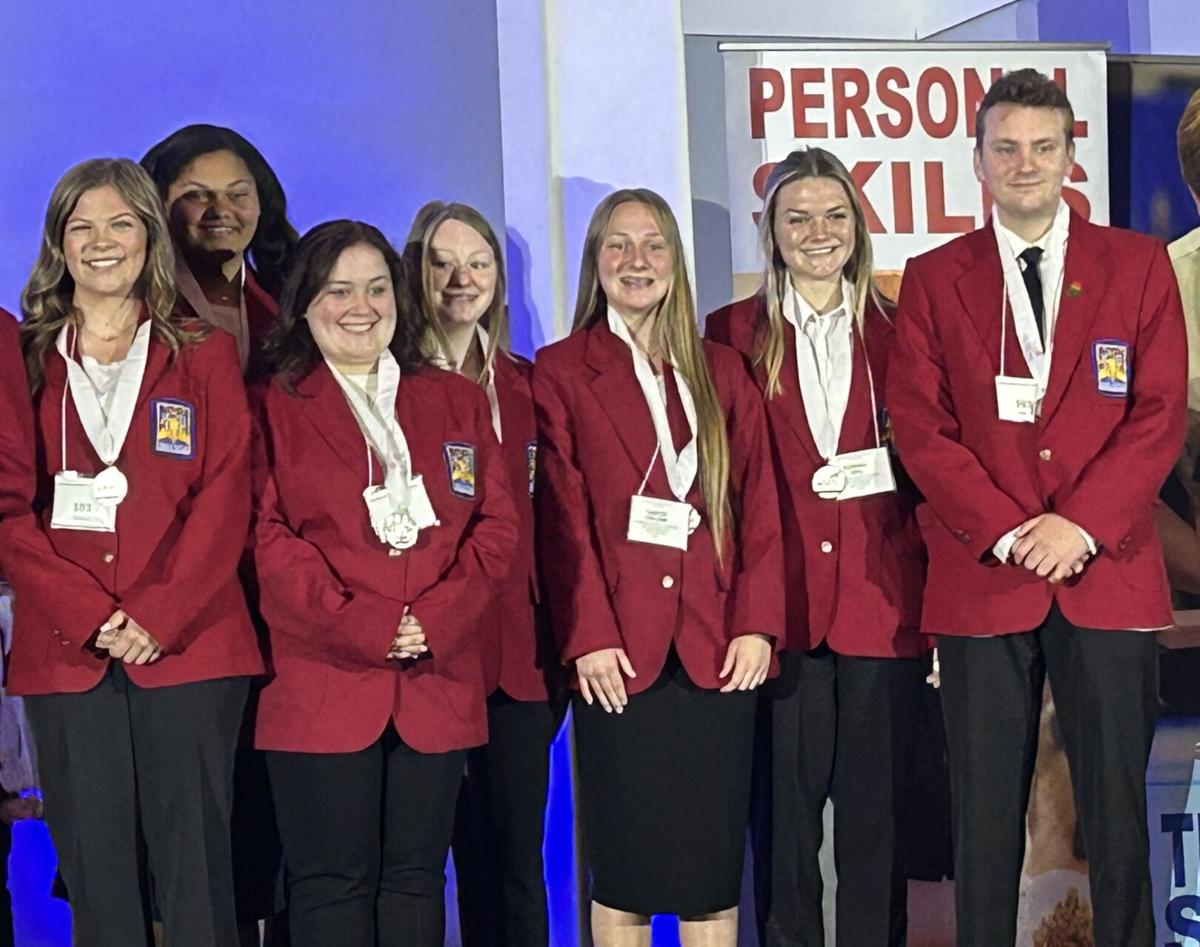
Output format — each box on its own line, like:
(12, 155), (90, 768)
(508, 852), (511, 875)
(331, 354), (440, 553)
(50, 323), (149, 532)
(810, 325), (896, 500)
(627, 441), (701, 551)
(608, 310), (703, 551)
(993, 212), (1068, 424)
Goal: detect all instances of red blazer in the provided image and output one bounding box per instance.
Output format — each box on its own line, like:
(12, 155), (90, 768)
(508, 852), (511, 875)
(0, 310), (33, 523)
(706, 296), (926, 658)
(532, 321), (785, 695)
(888, 213), (1186, 636)
(483, 352), (556, 702)
(1, 323), (265, 696)
(250, 363), (520, 754)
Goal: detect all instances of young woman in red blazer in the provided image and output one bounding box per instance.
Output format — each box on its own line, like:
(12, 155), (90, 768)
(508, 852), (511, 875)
(142, 122), (300, 942)
(0, 158), (263, 947)
(706, 148), (928, 946)
(534, 189), (784, 947)
(404, 201), (559, 947)
(250, 220), (519, 947)
(142, 124), (299, 379)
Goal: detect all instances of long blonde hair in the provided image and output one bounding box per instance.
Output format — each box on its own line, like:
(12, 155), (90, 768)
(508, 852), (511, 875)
(20, 158), (188, 390)
(757, 147), (890, 398)
(403, 201), (507, 383)
(573, 188), (732, 559)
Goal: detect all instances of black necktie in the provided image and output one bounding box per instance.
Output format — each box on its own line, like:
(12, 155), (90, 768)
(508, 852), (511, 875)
(1019, 246), (1045, 341)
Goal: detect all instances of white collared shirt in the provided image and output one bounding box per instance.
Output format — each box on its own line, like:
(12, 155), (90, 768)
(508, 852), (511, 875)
(785, 280), (855, 461)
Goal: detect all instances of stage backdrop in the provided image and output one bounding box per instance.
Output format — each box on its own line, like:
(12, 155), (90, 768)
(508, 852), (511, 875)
(720, 43), (1109, 299)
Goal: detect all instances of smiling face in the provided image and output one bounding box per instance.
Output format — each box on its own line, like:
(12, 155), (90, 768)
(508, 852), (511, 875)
(62, 185), (148, 308)
(596, 201), (673, 320)
(772, 176), (856, 289)
(429, 218), (497, 329)
(304, 243), (397, 371)
(165, 149), (261, 264)
(974, 103), (1074, 232)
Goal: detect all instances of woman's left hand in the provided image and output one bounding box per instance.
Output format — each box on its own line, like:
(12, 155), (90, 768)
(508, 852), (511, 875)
(96, 610), (163, 665)
(719, 633), (772, 693)
(387, 612), (427, 660)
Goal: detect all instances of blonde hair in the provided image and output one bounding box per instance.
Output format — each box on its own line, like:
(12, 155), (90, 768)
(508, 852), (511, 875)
(572, 188), (732, 560)
(403, 201), (507, 383)
(756, 147), (890, 398)
(20, 158), (189, 390)
(1179, 87), (1200, 197)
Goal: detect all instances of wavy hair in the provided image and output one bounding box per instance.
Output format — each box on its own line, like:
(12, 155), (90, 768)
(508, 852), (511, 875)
(572, 188), (732, 560)
(20, 158), (184, 391)
(265, 220), (427, 393)
(141, 124), (299, 295)
(756, 147), (890, 398)
(402, 201), (507, 382)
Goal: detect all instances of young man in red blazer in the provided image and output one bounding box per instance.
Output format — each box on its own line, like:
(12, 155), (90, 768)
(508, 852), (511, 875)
(888, 69), (1186, 947)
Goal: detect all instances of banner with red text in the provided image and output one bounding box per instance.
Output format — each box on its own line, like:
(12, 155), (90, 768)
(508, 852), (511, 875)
(720, 43), (1109, 291)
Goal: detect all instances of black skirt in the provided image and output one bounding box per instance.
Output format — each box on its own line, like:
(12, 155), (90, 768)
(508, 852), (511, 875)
(572, 652), (757, 917)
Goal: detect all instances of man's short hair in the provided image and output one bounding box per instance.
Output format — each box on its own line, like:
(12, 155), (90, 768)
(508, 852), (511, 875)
(1178, 88), (1200, 196)
(975, 68), (1075, 150)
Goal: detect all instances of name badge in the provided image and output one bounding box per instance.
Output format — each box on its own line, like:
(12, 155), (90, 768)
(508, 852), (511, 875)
(627, 495), (698, 551)
(813, 448), (896, 500)
(995, 375), (1040, 424)
(362, 476), (440, 551)
(51, 471), (116, 532)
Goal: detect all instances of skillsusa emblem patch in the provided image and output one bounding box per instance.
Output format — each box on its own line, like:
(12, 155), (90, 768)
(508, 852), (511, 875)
(443, 442), (476, 498)
(1092, 340), (1130, 397)
(151, 399), (196, 459)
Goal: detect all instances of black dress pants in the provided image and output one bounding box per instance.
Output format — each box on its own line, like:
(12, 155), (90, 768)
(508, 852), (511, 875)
(938, 605), (1159, 947)
(453, 692), (562, 947)
(764, 646), (924, 947)
(266, 724), (466, 947)
(25, 663), (249, 947)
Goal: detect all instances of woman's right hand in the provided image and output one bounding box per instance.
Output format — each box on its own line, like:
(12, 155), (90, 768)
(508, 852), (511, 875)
(576, 648), (636, 714)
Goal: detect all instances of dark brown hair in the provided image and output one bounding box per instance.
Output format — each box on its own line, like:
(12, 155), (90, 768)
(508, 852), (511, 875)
(975, 68), (1075, 150)
(264, 220), (427, 392)
(141, 124), (299, 295)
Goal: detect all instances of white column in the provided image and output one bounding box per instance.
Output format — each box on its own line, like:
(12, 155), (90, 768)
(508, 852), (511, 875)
(497, 0), (695, 347)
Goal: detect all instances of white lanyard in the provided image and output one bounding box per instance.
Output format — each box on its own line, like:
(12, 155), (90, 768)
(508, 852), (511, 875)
(55, 319), (151, 472)
(994, 206), (1069, 395)
(606, 306), (698, 503)
(437, 323), (503, 442)
(327, 351), (412, 508)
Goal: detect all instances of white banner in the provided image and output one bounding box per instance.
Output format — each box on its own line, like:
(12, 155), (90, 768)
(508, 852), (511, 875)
(721, 44), (1109, 282)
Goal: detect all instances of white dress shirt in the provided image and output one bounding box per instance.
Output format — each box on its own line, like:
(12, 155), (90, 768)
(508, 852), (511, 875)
(785, 279), (855, 461)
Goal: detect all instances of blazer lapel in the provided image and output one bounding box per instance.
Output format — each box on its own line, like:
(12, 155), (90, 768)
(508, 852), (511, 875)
(584, 322), (661, 480)
(953, 228), (1006, 373)
(295, 362), (377, 482)
(771, 322), (825, 465)
(1038, 215), (1109, 425)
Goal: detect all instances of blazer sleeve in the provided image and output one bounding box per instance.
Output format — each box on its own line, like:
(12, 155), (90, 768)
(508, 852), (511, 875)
(406, 392), (520, 663)
(704, 307), (733, 347)
(249, 397), (407, 672)
(532, 361), (625, 664)
(724, 358), (785, 642)
(888, 260), (1029, 560)
(121, 338), (253, 652)
(1055, 244), (1187, 552)
(0, 329), (116, 642)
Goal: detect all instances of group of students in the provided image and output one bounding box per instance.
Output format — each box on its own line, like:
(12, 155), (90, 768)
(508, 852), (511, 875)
(0, 67), (1189, 947)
